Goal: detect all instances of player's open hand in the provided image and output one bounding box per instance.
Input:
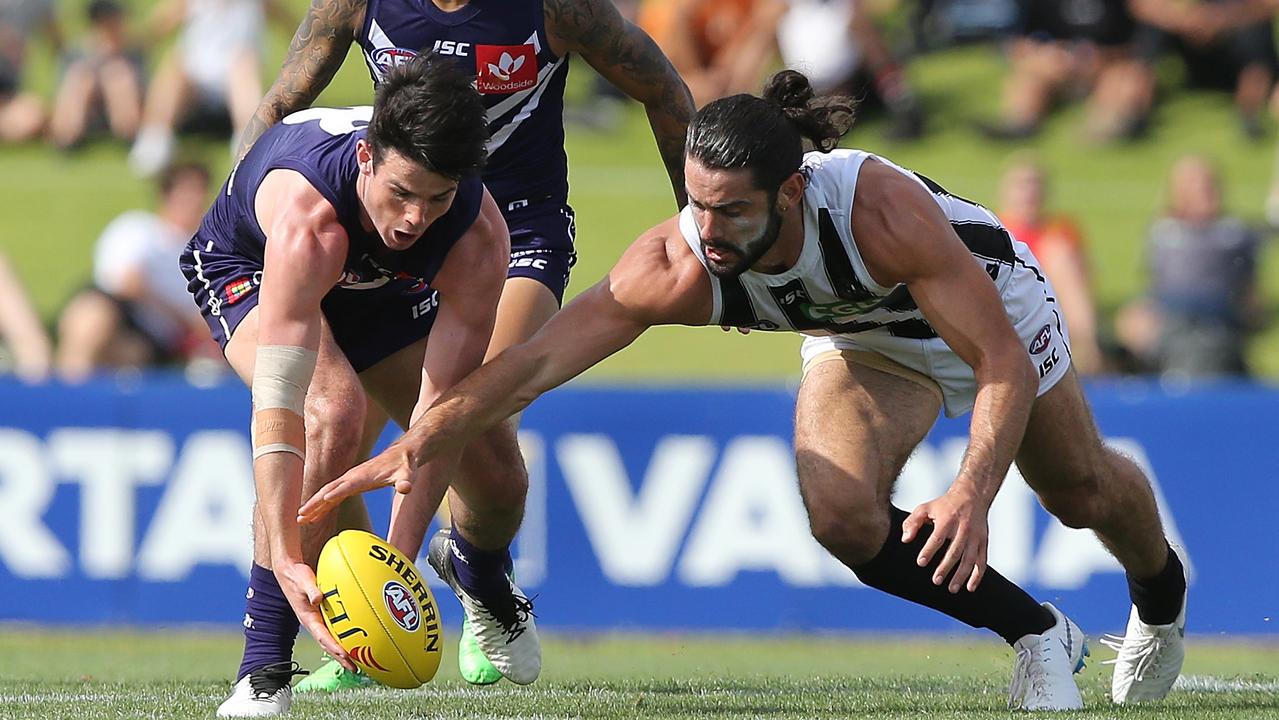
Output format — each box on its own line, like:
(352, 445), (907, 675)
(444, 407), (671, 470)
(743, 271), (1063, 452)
(297, 444), (417, 524)
(274, 560), (355, 671)
(902, 488), (990, 594)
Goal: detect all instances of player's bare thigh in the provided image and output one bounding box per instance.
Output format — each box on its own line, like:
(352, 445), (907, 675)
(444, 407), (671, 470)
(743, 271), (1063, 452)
(795, 351), (941, 561)
(486, 277), (561, 362)
(1014, 368), (1109, 493)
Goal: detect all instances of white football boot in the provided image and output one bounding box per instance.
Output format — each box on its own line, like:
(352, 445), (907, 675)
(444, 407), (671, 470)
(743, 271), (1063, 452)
(1102, 548), (1188, 704)
(1008, 603), (1089, 711)
(427, 529), (541, 684)
(216, 661), (305, 717)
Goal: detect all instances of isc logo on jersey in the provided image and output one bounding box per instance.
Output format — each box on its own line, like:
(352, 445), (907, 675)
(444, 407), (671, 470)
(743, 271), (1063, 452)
(316, 530), (443, 688)
(475, 44), (537, 94)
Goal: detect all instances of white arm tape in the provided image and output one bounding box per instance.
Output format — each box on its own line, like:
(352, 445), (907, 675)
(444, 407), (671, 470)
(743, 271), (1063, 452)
(252, 443), (307, 461)
(252, 345), (318, 415)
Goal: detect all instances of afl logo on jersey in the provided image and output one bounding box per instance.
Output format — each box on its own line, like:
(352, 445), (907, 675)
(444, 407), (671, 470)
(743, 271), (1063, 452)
(1028, 324), (1053, 355)
(475, 44), (537, 94)
(372, 47), (419, 77)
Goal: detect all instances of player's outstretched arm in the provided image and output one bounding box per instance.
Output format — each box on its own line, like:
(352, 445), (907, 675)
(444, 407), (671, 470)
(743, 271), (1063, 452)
(251, 170), (355, 668)
(299, 222), (712, 522)
(234, 0), (364, 159)
(545, 0), (695, 208)
(851, 161), (1038, 595)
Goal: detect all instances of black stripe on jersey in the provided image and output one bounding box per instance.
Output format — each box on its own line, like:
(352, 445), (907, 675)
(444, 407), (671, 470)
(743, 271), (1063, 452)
(816, 208), (875, 302)
(952, 222), (1016, 264)
(1015, 257), (1056, 304)
(717, 274), (758, 328)
(765, 278), (824, 331)
(913, 172), (984, 208)
(886, 318), (938, 339)
(878, 285), (918, 313)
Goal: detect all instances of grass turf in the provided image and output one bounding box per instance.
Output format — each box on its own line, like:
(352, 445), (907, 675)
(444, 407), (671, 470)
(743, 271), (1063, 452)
(0, 628), (1276, 719)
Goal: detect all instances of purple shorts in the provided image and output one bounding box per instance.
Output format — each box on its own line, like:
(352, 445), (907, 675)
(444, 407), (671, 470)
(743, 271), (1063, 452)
(179, 239), (439, 373)
(505, 202), (577, 303)
(179, 202), (578, 372)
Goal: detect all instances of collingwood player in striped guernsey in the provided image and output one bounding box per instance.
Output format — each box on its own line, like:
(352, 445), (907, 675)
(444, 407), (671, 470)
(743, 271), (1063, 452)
(300, 70), (1191, 711)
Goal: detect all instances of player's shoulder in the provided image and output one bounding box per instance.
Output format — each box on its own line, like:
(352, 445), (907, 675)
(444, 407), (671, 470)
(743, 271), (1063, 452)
(610, 215), (711, 325)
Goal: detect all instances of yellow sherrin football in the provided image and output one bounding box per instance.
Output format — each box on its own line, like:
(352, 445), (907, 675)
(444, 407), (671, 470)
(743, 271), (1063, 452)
(316, 529), (443, 688)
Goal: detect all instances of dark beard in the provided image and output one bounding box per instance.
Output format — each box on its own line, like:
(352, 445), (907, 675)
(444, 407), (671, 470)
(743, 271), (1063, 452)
(704, 209), (783, 278)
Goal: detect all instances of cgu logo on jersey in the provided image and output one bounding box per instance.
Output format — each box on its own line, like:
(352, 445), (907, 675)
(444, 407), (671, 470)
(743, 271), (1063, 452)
(383, 580), (421, 632)
(475, 44), (537, 94)
(800, 297), (884, 324)
(371, 47), (419, 78)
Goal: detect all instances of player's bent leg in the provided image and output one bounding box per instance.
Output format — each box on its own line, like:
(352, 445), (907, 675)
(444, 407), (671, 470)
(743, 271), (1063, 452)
(218, 311), (372, 715)
(796, 351), (1082, 710)
(430, 424), (539, 684)
(1017, 369), (1187, 703)
(458, 275), (559, 684)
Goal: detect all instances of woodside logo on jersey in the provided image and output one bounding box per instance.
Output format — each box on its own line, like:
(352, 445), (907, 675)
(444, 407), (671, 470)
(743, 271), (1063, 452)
(475, 44), (537, 94)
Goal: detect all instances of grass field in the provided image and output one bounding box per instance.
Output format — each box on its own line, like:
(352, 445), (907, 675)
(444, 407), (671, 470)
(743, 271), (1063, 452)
(4, 19), (1279, 379)
(1, 628), (1276, 719)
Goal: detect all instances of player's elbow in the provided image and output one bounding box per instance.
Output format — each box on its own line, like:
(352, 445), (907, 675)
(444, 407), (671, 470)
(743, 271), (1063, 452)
(975, 343), (1037, 397)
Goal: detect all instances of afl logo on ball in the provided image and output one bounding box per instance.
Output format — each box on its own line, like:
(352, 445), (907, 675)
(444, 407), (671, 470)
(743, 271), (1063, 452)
(1028, 324), (1052, 355)
(383, 581), (421, 632)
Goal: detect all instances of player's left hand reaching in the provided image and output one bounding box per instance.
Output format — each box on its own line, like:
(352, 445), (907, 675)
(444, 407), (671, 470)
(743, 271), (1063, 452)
(902, 487), (990, 594)
(297, 444), (419, 524)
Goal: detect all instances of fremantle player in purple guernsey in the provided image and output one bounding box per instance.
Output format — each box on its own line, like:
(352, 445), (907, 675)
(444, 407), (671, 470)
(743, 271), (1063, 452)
(226, 0), (696, 702)
(183, 57), (539, 718)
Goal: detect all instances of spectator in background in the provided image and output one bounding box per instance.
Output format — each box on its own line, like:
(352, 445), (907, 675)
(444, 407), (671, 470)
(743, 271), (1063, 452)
(128, 0), (293, 176)
(985, 0), (1279, 143)
(48, 0), (144, 151)
(1116, 155), (1262, 378)
(640, 0), (785, 106)
(0, 250), (52, 382)
(0, 0), (62, 143)
(998, 157), (1104, 374)
(56, 162), (216, 380)
(1134, 0), (1279, 141)
(983, 0), (1161, 142)
(777, 0), (924, 140)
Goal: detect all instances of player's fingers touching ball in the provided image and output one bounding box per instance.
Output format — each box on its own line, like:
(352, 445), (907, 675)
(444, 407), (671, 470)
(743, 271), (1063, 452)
(277, 562), (355, 670)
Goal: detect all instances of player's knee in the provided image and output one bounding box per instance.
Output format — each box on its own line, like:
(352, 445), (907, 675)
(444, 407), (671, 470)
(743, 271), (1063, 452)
(461, 423), (528, 513)
(805, 494), (888, 565)
(304, 390), (366, 463)
(1038, 475), (1106, 530)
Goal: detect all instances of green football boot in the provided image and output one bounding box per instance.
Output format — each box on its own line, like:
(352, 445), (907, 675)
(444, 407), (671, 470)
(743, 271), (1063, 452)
(458, 615), (504, 685)
(293, 657), (375, 693)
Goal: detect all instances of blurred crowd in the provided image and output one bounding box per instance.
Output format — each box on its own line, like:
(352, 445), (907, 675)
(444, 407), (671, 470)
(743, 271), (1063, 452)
(0, 0), (1274, 383)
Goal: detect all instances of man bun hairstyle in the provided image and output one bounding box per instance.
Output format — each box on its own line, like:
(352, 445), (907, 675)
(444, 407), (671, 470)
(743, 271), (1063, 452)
(687, 69), (856, 193)
(368, 53), (489, 180)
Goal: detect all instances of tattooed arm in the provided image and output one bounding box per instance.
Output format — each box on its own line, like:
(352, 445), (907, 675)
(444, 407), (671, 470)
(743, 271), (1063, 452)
(234, 0), (366, 160)
(545, 0), (694, 209)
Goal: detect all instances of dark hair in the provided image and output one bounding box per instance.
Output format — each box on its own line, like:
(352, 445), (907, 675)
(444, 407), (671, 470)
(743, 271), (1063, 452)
(686, 70), (856, 194)
(368, 54), (489, 180)
(87, 0), (123, 22)
(158, 161), (210, 197)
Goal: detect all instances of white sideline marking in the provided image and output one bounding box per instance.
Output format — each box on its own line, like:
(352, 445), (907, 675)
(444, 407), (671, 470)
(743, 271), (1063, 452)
(1174, 675), (1279, 693)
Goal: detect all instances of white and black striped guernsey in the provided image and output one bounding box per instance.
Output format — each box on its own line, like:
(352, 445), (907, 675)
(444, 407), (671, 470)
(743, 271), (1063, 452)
(679, 149), (1041, 340)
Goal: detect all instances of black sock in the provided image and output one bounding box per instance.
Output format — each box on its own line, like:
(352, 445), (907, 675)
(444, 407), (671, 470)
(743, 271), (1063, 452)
(850, 506), (1055, 645)
(448, 527), (513, 605)
(1127, 543), (1186, 625)
(235, 563), (299, 681)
